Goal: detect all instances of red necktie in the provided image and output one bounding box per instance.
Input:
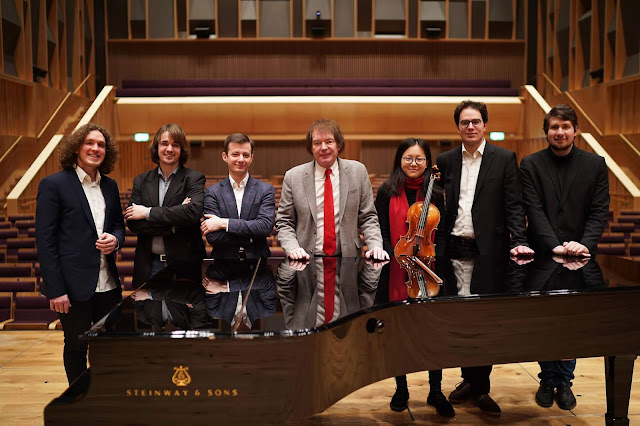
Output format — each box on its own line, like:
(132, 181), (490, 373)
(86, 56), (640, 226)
(323, 257), (337, 324)
(323, 168), (336, 256)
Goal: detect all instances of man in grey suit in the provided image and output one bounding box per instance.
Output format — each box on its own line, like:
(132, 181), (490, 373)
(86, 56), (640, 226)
(276, 119), (388, 261)
(201, 133), (275, 258)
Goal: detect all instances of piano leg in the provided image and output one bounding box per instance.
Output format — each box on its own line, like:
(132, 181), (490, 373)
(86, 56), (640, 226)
(604, 355), (636, 426)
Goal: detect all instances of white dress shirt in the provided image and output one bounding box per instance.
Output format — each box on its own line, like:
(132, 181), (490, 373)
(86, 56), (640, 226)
(452, 140), (486, 238)
(150, 166), (179, 255)
(74, 165), (117, 293)
(314, 161), (340, 255)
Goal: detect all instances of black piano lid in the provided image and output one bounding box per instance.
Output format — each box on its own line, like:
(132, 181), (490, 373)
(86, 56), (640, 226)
(85, 254), (640, 339)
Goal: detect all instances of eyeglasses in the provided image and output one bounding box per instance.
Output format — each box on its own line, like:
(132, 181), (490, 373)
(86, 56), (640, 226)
(459, 119), (483, 128)
(312, 139), (336, 147)
(401, 157), (427, 165)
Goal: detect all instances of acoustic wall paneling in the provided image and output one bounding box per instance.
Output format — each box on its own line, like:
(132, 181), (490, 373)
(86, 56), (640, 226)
(148, 0), (175, 39)
(374, 0), (406, 36)
(259, 0), (290, 38)
(419, 0), (446, 39)
(334, 0), (355, 38)
(217, 0), (238, 37)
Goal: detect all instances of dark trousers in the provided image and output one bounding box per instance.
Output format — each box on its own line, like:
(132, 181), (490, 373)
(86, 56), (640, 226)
(539, 359), (576, 384)
(446, 235), (492, 395)
(59, 288), (120, 385)
(396, 370), (443, 392)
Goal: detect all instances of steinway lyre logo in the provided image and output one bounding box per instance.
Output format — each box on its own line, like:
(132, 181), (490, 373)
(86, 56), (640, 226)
(172, 365), (191, 387)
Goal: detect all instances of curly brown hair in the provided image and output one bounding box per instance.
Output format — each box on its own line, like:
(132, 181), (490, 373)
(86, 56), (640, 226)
(58, 123), (119, 174)
(149, 123), (190, 165)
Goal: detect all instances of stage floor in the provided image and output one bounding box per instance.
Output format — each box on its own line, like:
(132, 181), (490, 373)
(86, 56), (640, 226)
(1, 331), (639, 425)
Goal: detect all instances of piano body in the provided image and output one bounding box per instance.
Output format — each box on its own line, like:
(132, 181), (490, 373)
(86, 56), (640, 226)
(44, 255), (640, 425)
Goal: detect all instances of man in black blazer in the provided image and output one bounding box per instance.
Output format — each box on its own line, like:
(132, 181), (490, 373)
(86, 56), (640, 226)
(201, 133), (275, 259)
(435, 100), (534, 417)
(125, 123), (205, 287)
(520, 104), (609, 410)
(36, 123), (125, 385)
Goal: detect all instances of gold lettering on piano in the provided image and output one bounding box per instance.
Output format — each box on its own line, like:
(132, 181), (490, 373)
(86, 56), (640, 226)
(172, 365), (191, 387)
(125, 388), (239, 398)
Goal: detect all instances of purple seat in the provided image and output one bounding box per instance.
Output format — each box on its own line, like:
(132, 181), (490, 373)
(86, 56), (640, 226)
(619, 210), (640, 216)
(0, 279), (37, 293)
(597, 243), (626, 256)
(119, 248), (136, 261)
(610, 224), (635, 236)
(3, 295), (57, 330)
(269, 246), (286, 257)
(8, 215), (34, 226)
(0, 229), (19, 244)
(0, 294), (12, 323)
(122, 236), (138, 247)
(599, 233), (626, 243)
(629, 244), (640, 257)
(0, 264), (32, 277)
(117, 262), (135, 277)
(17, 248), (39, 263)
(0, 222), (10, 229)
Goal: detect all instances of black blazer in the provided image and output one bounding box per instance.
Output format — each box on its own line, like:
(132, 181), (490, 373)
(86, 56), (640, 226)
(36, 169), (125, 302)
(127, 166), (206, 286)
(204, 175), (275, 259)
(520, 146), (610, 255)
(435, 142), (528, 256)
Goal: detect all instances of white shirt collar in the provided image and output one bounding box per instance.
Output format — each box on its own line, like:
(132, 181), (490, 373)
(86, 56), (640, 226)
(462, 139), (486, 157)
(314, 158), (339, 178)
(230, 173), (249, 190)
(74, 164), (101, 185)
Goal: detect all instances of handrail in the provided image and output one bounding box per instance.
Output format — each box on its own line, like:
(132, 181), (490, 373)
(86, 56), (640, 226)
(73, 73), (93, 96)
(562, 91), (604, 137)
(541, 73), (562, 95)
(0, 136), (22, 164)
(36, 93), (72, 139)
(619, 133), (640, 159)
(6, 86), (115, 214)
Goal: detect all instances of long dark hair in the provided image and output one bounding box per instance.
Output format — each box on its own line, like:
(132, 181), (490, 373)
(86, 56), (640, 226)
(383, 138), (432, 196)
(381, 138), (443, 204)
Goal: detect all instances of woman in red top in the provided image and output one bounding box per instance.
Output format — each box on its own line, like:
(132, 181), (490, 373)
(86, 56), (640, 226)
(374, 138), (453, 417)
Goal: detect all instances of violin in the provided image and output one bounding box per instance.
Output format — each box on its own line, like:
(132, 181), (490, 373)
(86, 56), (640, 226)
(394, 166), (443, 298)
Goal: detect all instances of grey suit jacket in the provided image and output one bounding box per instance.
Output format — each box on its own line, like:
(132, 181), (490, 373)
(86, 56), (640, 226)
(275, 158), (383, 257)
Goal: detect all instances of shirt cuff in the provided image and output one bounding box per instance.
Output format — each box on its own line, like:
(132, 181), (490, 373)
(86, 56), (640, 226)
(225, 219), (230, 232)
(145, 207), (151, 220)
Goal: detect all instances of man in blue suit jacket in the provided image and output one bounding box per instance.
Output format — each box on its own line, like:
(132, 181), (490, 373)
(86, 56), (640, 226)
(201, 133), (275, 259)
(36, 123), (125, 385)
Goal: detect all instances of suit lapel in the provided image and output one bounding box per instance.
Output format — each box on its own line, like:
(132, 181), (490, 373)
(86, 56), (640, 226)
(304, 162), (317, 224)
(66, 170), (97, 232)
(163, 166), (185, 206)
(451, 148), (463, 209)
(474, 143), (495, 199)
(542, 150), (563, 204)
(222, 178), (239, 219)
(240, 176), (257, 220)
(144, 169), (161, 207)
(100, 178), (113, 231)
(338, 158), (349, 224)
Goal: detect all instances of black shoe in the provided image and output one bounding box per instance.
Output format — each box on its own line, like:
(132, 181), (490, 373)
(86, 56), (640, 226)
(427, 391), (456, 418)
(448, 380), (472, 404)
(535, 380), (555, 408)
(475, 394), (501, 417)
(556, 381), (577, 410)
(390, 388), (409, 412)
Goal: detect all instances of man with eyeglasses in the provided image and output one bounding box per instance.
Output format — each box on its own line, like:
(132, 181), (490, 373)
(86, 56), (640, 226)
(276, 118), (388, 261)
(435, 100), (534, 417)
(520, 104), (609, 411)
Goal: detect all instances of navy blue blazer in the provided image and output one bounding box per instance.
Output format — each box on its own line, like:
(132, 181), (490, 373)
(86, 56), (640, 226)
(35, 169), (125, 302)
(204, 175), (275, 258)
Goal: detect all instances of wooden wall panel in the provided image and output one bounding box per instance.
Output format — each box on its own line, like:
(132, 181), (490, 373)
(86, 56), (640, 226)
(116, 97), (524, 140)
(607, 78), (640, 134)
(0, 76), (70, 137)
(106, 39), (525, 88)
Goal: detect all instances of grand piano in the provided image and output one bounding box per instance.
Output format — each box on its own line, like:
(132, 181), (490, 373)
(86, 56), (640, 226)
(44, 254), (640, 425)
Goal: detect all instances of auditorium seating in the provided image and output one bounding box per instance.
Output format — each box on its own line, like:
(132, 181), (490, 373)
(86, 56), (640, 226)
(116, 78), (519, 97)
(0, 292), (12, 324)
(1, 292), (59, 330)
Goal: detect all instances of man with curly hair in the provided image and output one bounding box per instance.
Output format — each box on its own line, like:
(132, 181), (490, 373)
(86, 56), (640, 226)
(124, 123), (205, 286)
(36, 123), (125, 385)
